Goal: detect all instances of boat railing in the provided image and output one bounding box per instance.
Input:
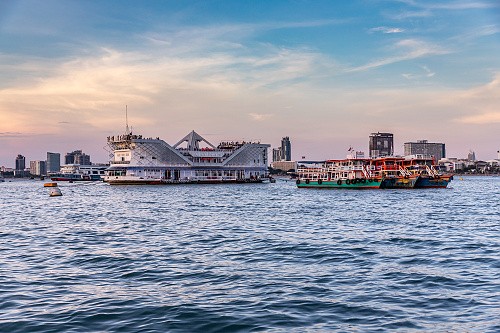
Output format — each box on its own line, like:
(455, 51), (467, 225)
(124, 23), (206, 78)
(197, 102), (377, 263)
(398, 166), (412, 177)
(426, 165), (439, 177)
(362, 166), (372, 178)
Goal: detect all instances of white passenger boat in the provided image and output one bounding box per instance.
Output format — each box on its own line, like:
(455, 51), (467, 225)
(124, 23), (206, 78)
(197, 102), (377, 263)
(104, 130), (270, 185)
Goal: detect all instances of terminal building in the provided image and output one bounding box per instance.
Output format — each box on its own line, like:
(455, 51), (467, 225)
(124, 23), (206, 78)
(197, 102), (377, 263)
(404, 140), (446, 161)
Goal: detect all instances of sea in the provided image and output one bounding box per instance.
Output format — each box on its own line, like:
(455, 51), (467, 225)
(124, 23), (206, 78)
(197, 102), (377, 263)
(0, 176), (499, 332)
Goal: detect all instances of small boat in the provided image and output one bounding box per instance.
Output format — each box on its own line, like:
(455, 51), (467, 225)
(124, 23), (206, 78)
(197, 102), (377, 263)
(50, 164), (107, 181)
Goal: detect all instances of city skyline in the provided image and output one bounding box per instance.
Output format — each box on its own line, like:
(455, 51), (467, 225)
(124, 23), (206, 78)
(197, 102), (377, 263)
(1, 0), (499, 166)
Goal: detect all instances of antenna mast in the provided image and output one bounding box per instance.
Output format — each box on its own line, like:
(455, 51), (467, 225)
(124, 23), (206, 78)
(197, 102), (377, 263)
(125, 105), (130, 134)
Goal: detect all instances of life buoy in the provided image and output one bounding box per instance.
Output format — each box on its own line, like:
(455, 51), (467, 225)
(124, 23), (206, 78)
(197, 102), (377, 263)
(296, 179), (301, 185)
(305, 179), (310, 184)
(346, 179), (351, 185)
(317, 179), (322, 185)
(337, 179), (342, 185)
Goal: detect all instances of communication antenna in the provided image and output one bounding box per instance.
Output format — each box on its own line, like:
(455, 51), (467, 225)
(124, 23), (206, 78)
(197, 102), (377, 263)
(125, 105), (130, 134)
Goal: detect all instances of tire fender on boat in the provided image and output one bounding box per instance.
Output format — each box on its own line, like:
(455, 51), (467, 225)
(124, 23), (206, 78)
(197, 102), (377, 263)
(317, 179), (322, 185)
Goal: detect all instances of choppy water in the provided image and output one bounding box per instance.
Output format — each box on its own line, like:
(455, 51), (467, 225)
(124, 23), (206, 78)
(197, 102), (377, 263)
(0, 177), (499, 332)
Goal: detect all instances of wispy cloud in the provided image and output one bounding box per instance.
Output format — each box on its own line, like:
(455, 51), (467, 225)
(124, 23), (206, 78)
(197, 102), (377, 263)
(402, 65), (435, 79)
(369, 26), (405, 34)
(0, 132), (24, 137)
(420, 1), (498, 10)
(389, 0), (498, 20)
(395, 0), (498, 10)
(457, 112), (500, 124)
(346, 39), (449, 72)
(453, 73), (500, 124)
(249, 113), (273, 121)
(451, 24), (499, 43)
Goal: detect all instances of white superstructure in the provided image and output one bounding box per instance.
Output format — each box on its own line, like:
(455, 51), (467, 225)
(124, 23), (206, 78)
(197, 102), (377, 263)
(104, 130), (270, 184)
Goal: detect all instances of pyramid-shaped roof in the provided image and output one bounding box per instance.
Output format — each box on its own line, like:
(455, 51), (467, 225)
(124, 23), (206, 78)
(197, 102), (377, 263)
(173, 130), (216, 150)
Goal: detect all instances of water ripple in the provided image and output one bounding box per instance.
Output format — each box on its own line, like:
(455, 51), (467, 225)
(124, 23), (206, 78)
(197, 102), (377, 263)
(0, 177), (499, 332)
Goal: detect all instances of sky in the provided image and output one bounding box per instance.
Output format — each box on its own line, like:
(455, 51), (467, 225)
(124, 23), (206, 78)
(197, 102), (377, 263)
(1, 0), (499, 167)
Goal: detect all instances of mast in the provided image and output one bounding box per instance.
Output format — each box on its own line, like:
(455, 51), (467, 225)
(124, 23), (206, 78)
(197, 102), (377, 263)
(125, 105), (130, 134)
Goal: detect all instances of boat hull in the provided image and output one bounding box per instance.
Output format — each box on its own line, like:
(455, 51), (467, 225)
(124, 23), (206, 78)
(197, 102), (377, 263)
(414, 175), (453, 188)
(105, 178), (265, 185)
(296, 179), (382, 189)
(381, 176), (419, 189)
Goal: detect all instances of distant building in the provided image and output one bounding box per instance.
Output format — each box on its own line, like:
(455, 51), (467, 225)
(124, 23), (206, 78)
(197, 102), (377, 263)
(65, 150), (91, 165)
(467, 150), (476, 161)
(281, 137), (291, 161)
(272, 148), (282, 162)
(30, 160), (46, 176)
(404, 140), (445, 161)
(15, 154), (26, 171)
(272, 137), (292, 162)
(369, 132), (394, 158)
(271, 161), (297, 172)
(46, 152), (61, 173)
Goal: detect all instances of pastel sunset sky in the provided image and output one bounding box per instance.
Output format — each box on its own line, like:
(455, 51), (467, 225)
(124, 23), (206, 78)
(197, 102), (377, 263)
(1, 0), (499, 167)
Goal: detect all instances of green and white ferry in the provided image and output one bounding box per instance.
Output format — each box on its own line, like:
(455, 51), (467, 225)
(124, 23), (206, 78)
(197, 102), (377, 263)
(296, 158), (383, 189)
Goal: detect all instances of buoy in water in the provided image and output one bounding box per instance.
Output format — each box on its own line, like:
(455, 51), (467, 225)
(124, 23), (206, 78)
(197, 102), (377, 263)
(49, 187), (62, 197)
(44, 182), (58, 187)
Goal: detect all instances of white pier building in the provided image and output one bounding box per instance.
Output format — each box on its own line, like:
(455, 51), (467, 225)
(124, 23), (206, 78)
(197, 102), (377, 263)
(104, 130), (270, 184)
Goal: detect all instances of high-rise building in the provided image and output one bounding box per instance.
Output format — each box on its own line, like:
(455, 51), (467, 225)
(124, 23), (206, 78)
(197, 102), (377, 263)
(369, 132), (394, 158)
(272, 137), (292, 162)
(404, 140), (446, 161)
(30, 160), (46, 176)
(272, 148), (282, 162)
(281, 137), (291, 161)
(46, 152), (61, 173)
(15, 154), (26, 171)
(65, 150), (91, 165)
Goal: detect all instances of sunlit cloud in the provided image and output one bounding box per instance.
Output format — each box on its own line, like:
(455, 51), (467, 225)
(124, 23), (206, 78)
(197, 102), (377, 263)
(457, 112), (500, 124)
(0, 132), (24, 137)
(249, 113), (273, 121)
